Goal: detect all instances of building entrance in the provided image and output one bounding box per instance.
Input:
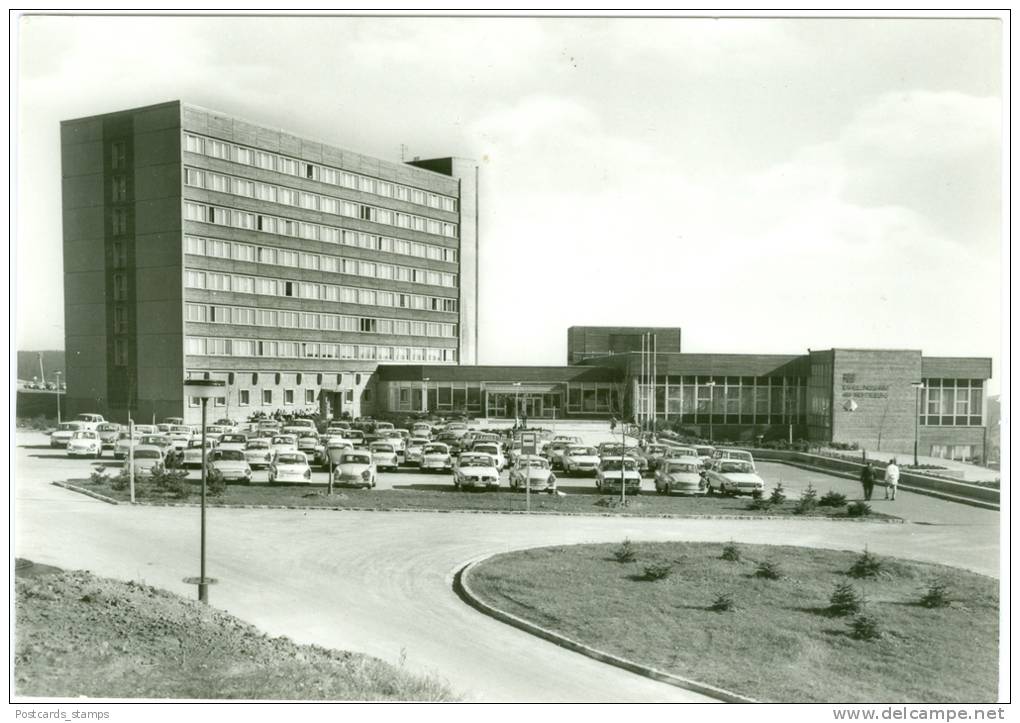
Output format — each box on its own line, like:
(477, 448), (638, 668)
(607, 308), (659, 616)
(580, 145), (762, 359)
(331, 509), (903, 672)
(484, 389), (562, 419)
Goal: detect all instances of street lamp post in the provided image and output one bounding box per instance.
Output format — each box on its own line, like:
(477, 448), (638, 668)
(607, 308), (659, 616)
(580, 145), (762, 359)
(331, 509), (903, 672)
(512, 382), (522, 427)
(911, 382), (925, 467)
(183, 378), (225, 604)
(54, 371), (62, 423)
(421, 377), (430, 414)
(705, 380), (716, 442)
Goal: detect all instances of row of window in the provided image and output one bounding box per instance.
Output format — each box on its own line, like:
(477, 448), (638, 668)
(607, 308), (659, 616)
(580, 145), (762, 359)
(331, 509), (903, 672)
(183, 133), (458, 212)
(183, 202), (459, 261)
(185, 336), (457, 363)
(635, 378), (807, 420)
(185, 234), (457, 289)
(185, 303), (458, 338)
(184, 166), (457, 238)
(184, 269), (459, 314)
(919, 378), (984, 427)
(189, 388), (321, 409)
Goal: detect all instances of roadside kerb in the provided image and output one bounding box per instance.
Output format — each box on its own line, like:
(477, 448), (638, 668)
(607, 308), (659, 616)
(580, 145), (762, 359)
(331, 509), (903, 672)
(50, 482), (903, 523)
(453, 554), (757, 704)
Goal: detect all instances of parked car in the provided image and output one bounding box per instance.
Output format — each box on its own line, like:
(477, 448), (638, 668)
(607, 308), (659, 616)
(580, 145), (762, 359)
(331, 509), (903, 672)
(712, 447), (757, 471)
(182, 438), (218, 468)
(560, 445), (601, 476)
(208, 449), (253, 483)
(74, 413), (106, 431)
(50, 422), (85, 448)
(66, 430), (103, 458)
(644, 444), (673, 472)
(268, 451), (313, 484)
(595, 456), (642, 495)
(654, 456), (707, 496)
(542, 441), (572, 470)
(470, 442), (506, 470)
(162, 417), (185, 426)
(168, 425), (194, 451)
(295, 431), (327, 467)
(139, 434), (175, 459)
(216, 433), (249, 452)
(332, 450), (376, 488)
(404, 437), (431, 466)
(694, 445), (716, 467)
(96, 423), (121, 449)
(419, 443), (453, 473)
(509, 455), (557, 493)
(131, 446), (166, 477)
(113, 431), (141, 459)
(705, 459), (764, 496)
(270, 434), (299, 456)
(325, 437), (354, 467)
(454, 453), (500, 491)
(204, 425), (230, 442)
(374, 421), (395, 433)
(411, 422), (432, 439)
(244, 438), (274, 469)
(133, 424), (157, 436)
(326, 422), (351, 436)
(342, 429), (367, 448)
(552, 435), (582, 445)
(369, 441), (400, 472)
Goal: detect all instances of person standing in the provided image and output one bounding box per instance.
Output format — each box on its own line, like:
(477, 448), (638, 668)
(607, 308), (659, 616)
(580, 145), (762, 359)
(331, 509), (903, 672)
(884, 458), (900, 500)
(860, 461), (875, 501)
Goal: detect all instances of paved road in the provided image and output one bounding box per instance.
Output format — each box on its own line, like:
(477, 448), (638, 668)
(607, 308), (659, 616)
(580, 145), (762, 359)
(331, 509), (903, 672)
(13, 432), (1000, 702)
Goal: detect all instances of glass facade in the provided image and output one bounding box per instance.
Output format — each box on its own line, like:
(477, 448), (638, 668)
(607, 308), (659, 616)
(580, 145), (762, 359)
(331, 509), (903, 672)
(385, 381), (619, 418)
(919, 379), (984, 426)
(636, 375), (806, 425)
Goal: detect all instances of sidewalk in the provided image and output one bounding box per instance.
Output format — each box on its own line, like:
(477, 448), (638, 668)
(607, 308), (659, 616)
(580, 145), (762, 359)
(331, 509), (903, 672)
(825, 447), (1000, 484)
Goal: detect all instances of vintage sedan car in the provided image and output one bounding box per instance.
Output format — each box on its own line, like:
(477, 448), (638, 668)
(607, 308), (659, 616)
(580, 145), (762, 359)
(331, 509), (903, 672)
(471, 442), (506, 470)
(597, 444), (649, 476)
(561, 445), (601, 476)
(411, 422), (432, 439)
(509, 455), (557, 493)
(131, 446), (166, 478)
(167, 425), (194, 451)
(369, 441), (400, 472)
(644, 444), (674, 472)
(712, 447), (757, 471)
(419, 443), (453, 473)
(341, 429), (367, 448)
(182, 438), (218, 468)
(113, 431), (140, 459)
(705, 459), (765, 496)
(268, 451), (313, 484)
(295, 431), (327, 467)
(216, 433), (249, 452)
(552, 435), (583, 446)
(453, 452), (500, 491)
(74, 413), (106, 431)
(324, 437), (354, 467)
(270, 434), (299, 456)
(374, 421), (395, 433)
(162, 417), (185, 426)
(595, 456), (642, 495)
(543, 441), (573, 470)
(139, 434), (175, 460)
(96, 422), (122, 449)
(203, 425), (230, 443)
(326, 422), (351, 436)
(694, 445), (717, 467)
(244, 438), (275, 469)
(208, 449), (253, 483)
(133, 424), (158, 436)
(404, 437), (431, 466)
(654, 456), (708, 496)
(332, 451), (376, 488)
(66, 430), (103, 458)
(50, 422), (85, 448)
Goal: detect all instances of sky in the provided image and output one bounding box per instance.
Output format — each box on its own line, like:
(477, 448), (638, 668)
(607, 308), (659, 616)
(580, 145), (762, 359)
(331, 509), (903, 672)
(14, 14), (1005, 391)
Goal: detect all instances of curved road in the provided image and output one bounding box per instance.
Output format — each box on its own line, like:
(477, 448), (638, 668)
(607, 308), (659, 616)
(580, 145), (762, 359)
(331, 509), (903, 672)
(13, 434), (1000, 702)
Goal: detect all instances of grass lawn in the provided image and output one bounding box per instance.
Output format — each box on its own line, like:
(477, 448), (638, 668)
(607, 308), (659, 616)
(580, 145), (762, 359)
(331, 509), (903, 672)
(68, 476), (897, 520)
(14, 562), (456, 700)
(467, 542), (998, 703)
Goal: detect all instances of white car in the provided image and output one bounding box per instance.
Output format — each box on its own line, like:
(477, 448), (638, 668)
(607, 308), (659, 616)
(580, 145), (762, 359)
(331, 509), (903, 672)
(374, 421), (395, 433)
(561, 445), (601, 476)
(333, 451), (377, 488)
(471, 442), (506, 471)
(411, 422), (432, 439)
(287, 418), (317, 432)
(325, 437), (354, 467)
(74, 413), (106, 431)
(139, 434), (175, 460)
(162, 417), (185, 426)
(595, 456), (642, 495)
(131, 446), (166, 478)
(217, 433), (249, 452)
(509, 455), (557, 493)
(404, 437), (431, 466)
(182, 438), (217, 468)
(208, 449), (253, 483)
(96, 422), (122, 450)
(295, 431), (326, 467)
(705, 459), (765, 496)
(168, 425), (194, 451)
(269, 451), (313, 484)
(454, 452), (500, 491)
(66, 430), (103, 458)
(342, 429), (367, 448)
(419, 443), (453, 473)
(712, 448), (757, 472)
(204, 425), (230, 442)
(654, 456), (708, 496)
(50, 422), (85, 448)
(369, 441), (399, 472)
(244, 438), (274, 469)
(113, 431), (141, 459)
(694, 445), (716, 468)
(270, 434), (299, 456)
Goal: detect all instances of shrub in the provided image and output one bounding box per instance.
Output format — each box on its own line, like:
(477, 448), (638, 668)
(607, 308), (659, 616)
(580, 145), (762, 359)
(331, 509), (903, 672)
(110, 469), (131, 492)
(206, 468), (227, 497)
(849, 613), (882, 640)
(769, 483), (787, 505)
(846, 501), (872, 518)
(89, 465), (108, 485)
(747, 496), (772, 511)
(848, 549), (883, 579)
(819, 491), (848, 507)
(709, 593), (735, 612)
(828, 582), (863, 616)
(612, 540), (637, 563)
(720, 541), (741, 562)
(920, 579), (951, 608)
(641, 562), (672, 581)
(754, 560), (782, 580)
(793, 484), (819, 515)
(151, 465), (190, 500)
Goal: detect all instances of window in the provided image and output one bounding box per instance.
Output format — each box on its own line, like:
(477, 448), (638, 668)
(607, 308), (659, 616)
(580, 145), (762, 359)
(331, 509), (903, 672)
(239, 389), (250, 407)
(113, 338), (128, 366)
(262, 389), (273, 406)
(112, 208), (128, 236)
(114, 306), (128, 334)
(305, 389), (316, 404)
(284, 389), (295, 405)
(111, 141), (127, 169)
(113, 274), (127, 301)
(112, 242), (127, 268)
(111, 176), (127, 202)
(214, 397), (226, 407)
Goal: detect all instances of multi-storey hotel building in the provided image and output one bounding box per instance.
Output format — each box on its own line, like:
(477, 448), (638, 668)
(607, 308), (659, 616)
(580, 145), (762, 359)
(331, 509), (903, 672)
(61, 101), (478, 424)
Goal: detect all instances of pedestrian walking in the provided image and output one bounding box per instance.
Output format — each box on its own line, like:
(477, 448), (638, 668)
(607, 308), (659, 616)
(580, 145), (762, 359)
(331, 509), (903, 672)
(884, 458), (900, 500)
(860, 462), (875, 501)
(610, 417), (617, 433)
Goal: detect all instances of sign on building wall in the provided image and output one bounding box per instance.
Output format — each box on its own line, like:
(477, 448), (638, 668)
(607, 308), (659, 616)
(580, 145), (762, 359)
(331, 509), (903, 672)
(840, 373), (889, 400)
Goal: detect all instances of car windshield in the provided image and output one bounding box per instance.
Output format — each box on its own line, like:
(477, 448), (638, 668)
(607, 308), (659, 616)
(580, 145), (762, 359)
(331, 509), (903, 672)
(569, 447), (594, 455)
(461, 455), (493, 467)
(72, 431), (96, 439)
(720, 461), (753, 474)
(371, 444), (395, 453)
(602, 459), (637, 471)
(216, 450), (244, 461)
(342, 454), (371, 465)
(221, 435), (245, 443)
(424, 446), (448, 455)
(141, 436), (165, 445)
(98, 424), (118, 432)
(474, 445), (498, 455)
(187, 440), (206, 448)
(276, 454), (305, 465)
(520, 458), (549, 469)
(135, 450), (160, 459)
(695, 447), (714, 456)
(171, 426), (190, 433)
(668, 463), (699, 473)
(273, 436), (295, 444)
(246, 441), (269, 449)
